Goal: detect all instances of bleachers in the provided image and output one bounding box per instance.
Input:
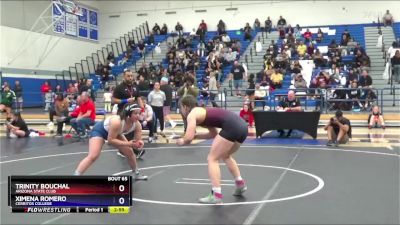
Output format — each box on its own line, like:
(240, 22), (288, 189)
(393, 22), (400, 40)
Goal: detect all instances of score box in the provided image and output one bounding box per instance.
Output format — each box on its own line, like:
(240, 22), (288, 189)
(8, 176), (132, 208)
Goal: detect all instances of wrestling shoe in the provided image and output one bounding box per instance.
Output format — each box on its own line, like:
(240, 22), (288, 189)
(133, 170), (148, 180)
(198, 191), (223, 204)
(233, 180), (247, 196)
(135, 149), (146, 159)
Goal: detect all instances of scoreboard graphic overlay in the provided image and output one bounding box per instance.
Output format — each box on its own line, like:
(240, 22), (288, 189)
(8, 176), (131, 213)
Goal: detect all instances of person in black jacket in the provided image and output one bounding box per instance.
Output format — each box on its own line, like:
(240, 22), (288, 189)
(391, 50), (400, 83)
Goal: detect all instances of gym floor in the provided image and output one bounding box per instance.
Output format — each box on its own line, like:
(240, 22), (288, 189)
(1, 129), (399, 225)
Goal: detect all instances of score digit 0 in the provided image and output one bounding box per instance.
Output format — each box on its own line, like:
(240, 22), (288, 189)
(118, 185), (125, 192)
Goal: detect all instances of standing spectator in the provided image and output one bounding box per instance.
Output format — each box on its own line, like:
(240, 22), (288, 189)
(67, 83), (78, 99)
(140, 97), (155, 143)
(239, 103), (254, 127)
(54, 84), (64, 99)
(208, 71), (219, 107)
(103, 86), (113, 113)
(229, 60), (246, 97)
(277, 15), (287, 29)
(137, 74), (150, 97)
(148, 82), (166, 137)
(264, 17), (272, 33)
(137, 40), (146, 57)
(177, 75), (199, 131)
(147, 31), (155, 45)
(175, 22), (183, 36)
(253, 18), (261, 31)
(152, 23), (161, 34)
(0, 85), (15, 120)
(101, 67), (110, 87)
(50, 95), (70, 136)
(217, 20), (226, 35)
(325, 110), (352, 147)
(383, 10), (394, 26)
(160, 23), (168, 35)
(5, 112), (30, 138)
(316, 28), (324, 43)
(160, 77), (176, 128)
(40, 81), (51, 110)
(199, 19), (208, 32)
(368, 105), (385, 129)
(13, 80), (23, 112)
(70, 92), (96, 138)
(391, 50), (400, 83)
(1, 81), (9, 91)
(44, 90), (55, 112)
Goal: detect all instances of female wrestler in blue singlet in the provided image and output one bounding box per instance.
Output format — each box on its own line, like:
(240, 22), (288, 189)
(177, 95), (248, 204)
(74, 104), (147, 180)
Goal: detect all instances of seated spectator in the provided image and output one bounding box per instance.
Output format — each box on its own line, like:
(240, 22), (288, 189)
(278, 27), (285, 39)
(316, 28), (324, 43)
(152, 23), (161, 34)
(265, 17), (272, 33)
(325, 110), (352, 147)
(277, 15), (287, 29)
(303, 28), (312, 42)
(239, 103), (254, 127)
(118, 53), (129, 66)
(348, 81), (362, 111)
(107, 52), (115, 61)
(101, 67), (110, 87)
(307, 43), (315, 57)
(70, 92), (96, 138)
(360, 88), (377, 111)
(137, 40), (146, 57)
(285, 24), (294, 35)
(313, 49), (325, 68)
(383, 10), (394, 26)
(224, 48), (237, 64)
(254, 83), (268, 109)
(316, 71), (330, 89)
(189, 28), (197, 38)
(294, 74), (307, 89)
(368, 105), (385, 129)
(358, 70), (373, 88)
(160, 23), (168, 35)
(5, 112), (30, 138)
(221, 33), (231, 45)
(243, 23), (252, 41)
(277, 90), (301, 137)
(391, 50), (400, 83)
(294, 24), (302, 40)
(296, 41), (307, 58)
(0, 85), (15, 120)
(270, 69), (283, 89)
(56, 96), (81, 136)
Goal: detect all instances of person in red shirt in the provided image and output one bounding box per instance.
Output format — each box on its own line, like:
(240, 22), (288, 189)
(70, 92), (96, 138)
(40, 81), (51, 109)
(303, 28), (312, 43)
(316, 71), (330, 88)
(239, 103), (254, 127)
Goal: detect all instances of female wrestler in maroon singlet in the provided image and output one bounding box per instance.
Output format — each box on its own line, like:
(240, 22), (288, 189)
(177, 95), (248, 204)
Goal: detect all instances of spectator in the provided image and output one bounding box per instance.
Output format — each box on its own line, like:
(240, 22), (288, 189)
(118, 53), (129, 66)
(348, 81), (362, 111)
(285, 24), (294, 35)
(358, 70), (373, 88)
(325, 110), (352, 147)
(70, 92), (96, 138)
(103, 86), (113, 113)
(264, 16), (272, 33)
(160, 23), (168, 35)
(368, 105), (385, 129)
(243, 23), (252, 41)
(277, 90), (301, 137)
(217, 20), (226, 35)
(54, 84), (64, 99)
(148, 82), (166, 137)
(294, 74), (307, 89)
(208, 71), (219, 107)
(55, 96), (80, 137)
(175, 22), (183, 36)
(316, 28), (324, 43)
(270, 69), (283, 89)
(152, 23), (161, 34)
(277, 15), (287, 29)
(313, 49), (325, 68)
(294, 24), (302, 40)
(177, 75), (199, 131)
(13, 80), (23, 112)
(296, 41), (307, 58)
(254, 83), (267, 109)
(229, 60), (246, 96)
(239, 103), (254, 127)
(44, 89), (55, 112)
(199, 19), (208, 32)
(140, 97), (155, 143)
(303, 28), (312, 43)
(245, 74), (256, 109)
(50, 94), (70, 136)
(224, 48), (237, 64)
(160, 77), (176, 128)
(101, 67), (110, 87)
(278, 27), (285, 39)
(137, 40), (146, 57)
(1, 81), (9, 91)
(40, 81), (51, 109)
(391, 50), (400, 83)
(0, 85), (15, 120)
(253, 18), (261, 30)
(383, 10), (394, 26)
(221, 33), (231, 45)
(316, 71), (330, 89)
(5, 112), (30, 138)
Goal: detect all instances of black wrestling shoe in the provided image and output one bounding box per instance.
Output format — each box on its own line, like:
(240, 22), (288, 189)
(134, 148), (146, 159)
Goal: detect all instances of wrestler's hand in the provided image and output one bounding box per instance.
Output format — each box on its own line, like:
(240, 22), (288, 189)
(176, 138), (185, 146)
(134, 140), (144, 149)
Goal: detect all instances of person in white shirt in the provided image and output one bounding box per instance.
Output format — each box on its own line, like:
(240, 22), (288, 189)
(224, 48), (237, 64)
(103, 86), (113, 113)
(383, 10), (394, 26)
(147, 82), (166, 136)
(254, 83), (268, 109)
(221, 33), (231, 44)
(140, 97), (155, 143)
